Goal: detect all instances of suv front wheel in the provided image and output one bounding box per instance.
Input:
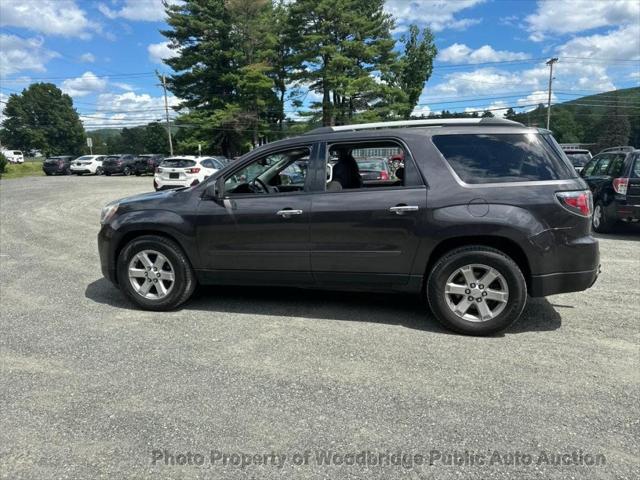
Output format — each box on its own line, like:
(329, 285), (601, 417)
(117, 235), (197, 310)
(426, 246), (527, 335)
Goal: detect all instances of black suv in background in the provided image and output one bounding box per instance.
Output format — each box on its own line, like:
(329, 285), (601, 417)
(102, 154), (137, 176)
(134, 154), (164, 175)
(98, 119), (599, 335)
(42, 156), (75, 175)
(581, 146), (640, 232)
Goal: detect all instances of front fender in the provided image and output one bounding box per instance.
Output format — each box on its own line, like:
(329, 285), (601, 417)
(109, 209), (199, 267)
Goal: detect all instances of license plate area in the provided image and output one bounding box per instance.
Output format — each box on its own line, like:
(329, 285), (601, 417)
(169, 172), (179, 179)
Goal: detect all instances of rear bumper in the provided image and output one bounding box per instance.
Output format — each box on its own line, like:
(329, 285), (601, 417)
(615, 203), (640, 222)
(529, 266), (600, 297)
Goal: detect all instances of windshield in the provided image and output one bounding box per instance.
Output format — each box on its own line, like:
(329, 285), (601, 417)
(161, 159), (196, 168)
(76, 156), (93, 161)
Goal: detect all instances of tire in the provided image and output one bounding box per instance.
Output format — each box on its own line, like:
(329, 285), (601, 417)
(65, 167), (71, 175)
(45, 172), (52, 176)
(95, 167), (103, 176)
(123, 167), (131, 176)
(592, 201), (616, 233)
(116, 235), (196, 311)
(426, 246), (527, 335)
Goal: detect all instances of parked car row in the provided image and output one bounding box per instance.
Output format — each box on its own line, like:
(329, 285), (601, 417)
(43, 154), (166, 176)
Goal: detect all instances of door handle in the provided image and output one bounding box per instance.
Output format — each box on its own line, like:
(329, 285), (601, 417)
(276, 209), (303, 218)
(389, 205), (419, 215)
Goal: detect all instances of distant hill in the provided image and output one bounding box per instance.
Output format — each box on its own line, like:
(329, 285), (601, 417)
(513, 87), (639, 148)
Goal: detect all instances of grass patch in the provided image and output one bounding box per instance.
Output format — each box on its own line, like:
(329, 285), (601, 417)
(0, 160), (45, 179)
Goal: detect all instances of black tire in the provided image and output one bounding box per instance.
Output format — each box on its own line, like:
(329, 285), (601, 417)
(96, 167), (103, 176)
(65, 167), (71, 175)
(426, 246), (527, 335)
(116, 235), (197, 311)
(592, 201), (616, 233)
(45, 172), (52, 176)
(123, 167), (131, 176)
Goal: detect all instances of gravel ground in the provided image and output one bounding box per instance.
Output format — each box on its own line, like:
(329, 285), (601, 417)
(1, 175), (639, 480)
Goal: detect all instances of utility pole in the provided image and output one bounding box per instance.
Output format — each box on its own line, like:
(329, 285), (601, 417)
(545, 57), (558, 130)
(157, 70), (174, 156)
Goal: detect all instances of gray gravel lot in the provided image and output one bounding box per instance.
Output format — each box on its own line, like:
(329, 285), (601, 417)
(1, 175), (639, 479)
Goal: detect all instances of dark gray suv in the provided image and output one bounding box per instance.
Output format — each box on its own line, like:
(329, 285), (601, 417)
(98, 118), (600, 335)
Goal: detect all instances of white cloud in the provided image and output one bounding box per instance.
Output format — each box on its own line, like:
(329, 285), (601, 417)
(385, 0), (484, 32)
(517, 90), (557, 109)
(557, 24), (640, 62)
(0, 93), (8, 125)
(526, 0), (640, 41)
(80, 53), (95, 63)
(81, 91), (181, 129)
(148, 42), (178, 64)
(98, 0), (178, 22)
(439, 43), (530, 64)
(411, 105), (431, 117)
(61, 71), (108, 97)
(0, 0), (97, 38)
(0, 34), (59, 76)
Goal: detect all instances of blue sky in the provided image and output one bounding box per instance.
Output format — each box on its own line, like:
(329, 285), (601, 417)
(1, 0), (639, 129)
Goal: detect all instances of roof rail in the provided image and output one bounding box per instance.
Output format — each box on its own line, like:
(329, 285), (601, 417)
(600, 146), (635, 153)
(305, 118), (524, 135)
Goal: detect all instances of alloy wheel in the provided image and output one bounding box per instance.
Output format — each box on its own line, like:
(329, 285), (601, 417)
(128, 250), (175, 300)
(593, 204), (602, 229)
(444, 263), (509, 322)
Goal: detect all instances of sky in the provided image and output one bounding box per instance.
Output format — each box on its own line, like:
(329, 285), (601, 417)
(1, 0), (639, 130)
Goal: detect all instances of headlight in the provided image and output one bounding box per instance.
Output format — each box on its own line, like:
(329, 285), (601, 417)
(100, 202), (119, 224)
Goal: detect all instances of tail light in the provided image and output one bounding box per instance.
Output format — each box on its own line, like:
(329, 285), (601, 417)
(156, 167), (162, 173)
(556, 190), (592, 217)
(613, 178), (629, 195)
(379, 171), (389, 180)
(187, 167), (201, 174)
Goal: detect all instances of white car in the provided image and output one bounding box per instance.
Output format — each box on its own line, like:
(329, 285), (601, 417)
(2, 150), (24, 163)
(70, 155), (107, 175)
(153, 156), (225, 191)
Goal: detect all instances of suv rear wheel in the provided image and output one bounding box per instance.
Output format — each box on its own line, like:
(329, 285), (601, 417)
(592, 201), (615, 233)
(426, 246), (527, 335)
(117, 235), (196, 311)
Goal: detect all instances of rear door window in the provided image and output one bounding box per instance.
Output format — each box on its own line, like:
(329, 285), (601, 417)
(432, 133), (575, 184)
(606, 154), (627, 177)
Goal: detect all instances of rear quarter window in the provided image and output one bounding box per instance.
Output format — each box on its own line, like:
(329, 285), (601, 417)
(432, 133), (575, 184)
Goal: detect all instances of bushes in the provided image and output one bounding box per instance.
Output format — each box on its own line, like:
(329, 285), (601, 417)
(0, 152), (7, 175)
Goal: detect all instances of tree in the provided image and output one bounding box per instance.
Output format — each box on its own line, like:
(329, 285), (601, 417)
(289, 0), (404, 126)
(143, 122), (170, 154)
(0, 83), (85, 155)
(596, 103), (630, 151)
(481, 110), (494, 118)
(504, 108), (517, 120)
(162, 0), (281, 156)
(549, 108), (582, 143)
(395, 25), (437, 118)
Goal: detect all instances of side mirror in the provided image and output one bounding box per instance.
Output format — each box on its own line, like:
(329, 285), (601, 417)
(205, 176), (225, 201)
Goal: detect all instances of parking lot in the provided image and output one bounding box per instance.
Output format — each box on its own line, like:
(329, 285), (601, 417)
(1, 175), (638, 479)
